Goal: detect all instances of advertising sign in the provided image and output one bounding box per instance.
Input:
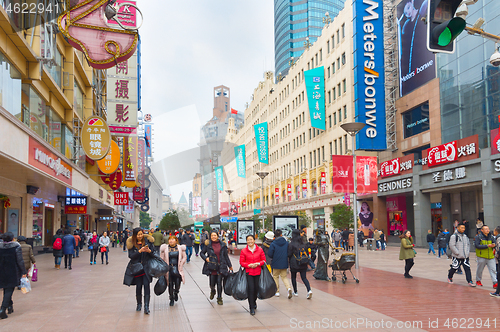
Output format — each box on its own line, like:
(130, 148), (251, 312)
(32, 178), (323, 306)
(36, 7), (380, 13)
(234, 144), (246, 178)
(397, 0), (436, 97)
(230, 202), (238, 216)
(114, 192), (129, 205)
(332, 155), (353, 193)
(107, 0), (137, 28)
(29, 138), (72, 185)
(81, 116), (111, 160)
(97, 140), (120, 174)
(302, 179), (307, 198)
(192, 196), (202, 216)
(332, 155), (377, 193)
(379, 155), (414, 178)
(220, 202), (229, 217)
(353, 0), (386, 150)
(137, 138), (146, 187)
(122, 136), (138, 187)
(491, 128), (500, 156)
(427, 141), (458, 167)
(124, 192), (134, 213)
(304, 67), (326, 130)
(275, 188), (280, 203)
(320, 172), (326, 194)
(64, 195), (87, 215)
(423, 135), (479, 169)
(145, 124), (152, 157)
(287, 184), (292, 201)
(237, 220), (255, 245)
(215, 166), (224, 191)
(133, 186), (145, 202)
(273, 215), (299, 239)
(254, 122), (269, 164)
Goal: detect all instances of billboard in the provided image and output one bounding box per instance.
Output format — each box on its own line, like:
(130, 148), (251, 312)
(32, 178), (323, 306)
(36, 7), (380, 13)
(304, 67), (326, 130)
(215, 166), (224, 191)
(254, 122), (269, 164)
(332, 155), (378, 194)
(397, 0), (436, 97)
(192, 196), (202, 216)
(234, 144), (246, 178)
(353, 0), (386, 150)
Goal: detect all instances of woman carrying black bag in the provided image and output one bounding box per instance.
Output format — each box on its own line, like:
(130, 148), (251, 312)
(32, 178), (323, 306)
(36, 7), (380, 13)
(123, 228), (155, 314)
(200, 231), (233, 305)
(159, 236), (186, 306)
(288, 229), (312, 299)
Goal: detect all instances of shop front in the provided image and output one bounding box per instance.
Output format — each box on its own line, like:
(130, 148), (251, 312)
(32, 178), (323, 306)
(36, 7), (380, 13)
(313, 208), (325, 230)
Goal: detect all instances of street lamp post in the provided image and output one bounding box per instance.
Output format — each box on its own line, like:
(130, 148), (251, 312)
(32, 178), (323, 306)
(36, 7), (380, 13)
(340, 122), (366, 270)
(225, 189), (233, 218)
(304, 37), (312, 50)
(256, 172), (269, 226)
(323, 12), (332, 26)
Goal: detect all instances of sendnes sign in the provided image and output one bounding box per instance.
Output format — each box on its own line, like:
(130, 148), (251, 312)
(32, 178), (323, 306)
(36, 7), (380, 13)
(353, 0), (386, 150)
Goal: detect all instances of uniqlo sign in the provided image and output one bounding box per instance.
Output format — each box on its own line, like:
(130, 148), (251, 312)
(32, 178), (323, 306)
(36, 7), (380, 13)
(114, 192), (129, 205)
(427, 141), (458, 167)
(380, 158), (400, 177)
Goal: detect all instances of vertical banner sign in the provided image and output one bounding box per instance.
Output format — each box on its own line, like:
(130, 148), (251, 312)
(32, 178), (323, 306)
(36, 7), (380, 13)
(81, 116), (112, 160)
(356, 156), (378, 193)
(345, 193), (351, 206)
(321, 172), (326, 194)
(332, 155), (378, 193)
(287, 184), (292, 201)
(124, 193), (134, 213)
(275, 188), (280, 204)
(137, 138), (146, 187)
(254, 122), (269, 164)
(302, 179), (307, 198)
(332, 155), (354, 193)
(215, 166), (224, 191)
(123, 136), (138, 187)
(234, 145), (246, 178)
(144, 124), (152, 157)
(304, 67), (326, 130)
(353, 0), (386, 150)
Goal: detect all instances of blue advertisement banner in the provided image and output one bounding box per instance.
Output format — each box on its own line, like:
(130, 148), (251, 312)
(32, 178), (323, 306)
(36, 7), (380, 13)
(304, 67), (326, 130)
(353, 0), (387, 150)
(215, 166), (224, 191)
(254, 122), (269, 164)
(145, 124), (152, 157)
(234, 144), (246, 178)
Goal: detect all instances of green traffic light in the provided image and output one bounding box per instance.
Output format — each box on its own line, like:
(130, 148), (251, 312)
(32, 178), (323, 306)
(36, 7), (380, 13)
(435, 17), (466, 47)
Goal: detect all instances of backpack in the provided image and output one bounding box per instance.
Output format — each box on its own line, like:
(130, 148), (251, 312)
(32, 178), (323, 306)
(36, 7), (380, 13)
(53, 237), (62, 250)
(293, 245), (309, 267)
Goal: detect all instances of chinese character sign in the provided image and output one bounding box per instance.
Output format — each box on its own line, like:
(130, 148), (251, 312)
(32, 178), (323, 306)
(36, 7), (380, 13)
(380, 158), (400, 178)
(321, 172), (326, 194)
(234, 144), (246, 178)
(427, 141), (458, 167)
(122, 136), (138, 187)
(215, 166), (224, 191)
(302, 179), (307, 198)
(96, 140), (120, 174)
(304, 67), (326, 130)
(137, 138), (146, 187)
(491, 128), (500, 155)
(81, 116), (111, 160)
(253, 122), (269, 164)
(287, 184), (292, 201)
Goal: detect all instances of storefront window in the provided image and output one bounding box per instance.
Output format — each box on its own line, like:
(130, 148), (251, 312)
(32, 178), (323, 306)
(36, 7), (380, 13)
(74, 81), (84, 120)
(22, 84), (49, 140)
(47, 48), (63, 87)
(32, 199), (44, 246)
(0, 53), (22, 117)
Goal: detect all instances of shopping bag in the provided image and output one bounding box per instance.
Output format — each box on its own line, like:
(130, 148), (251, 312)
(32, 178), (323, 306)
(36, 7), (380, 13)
(31, 264), (38, 282)
(257, 265), (277, 300)
(231, 267), (248, 301)
(154, 275), (168, 296)
(20, 277), (31, 294)
(224, 272), (235, 296)
(100, 247), (107, 253)
(28, 266), (33, 278)
(144, 254), (170, 278)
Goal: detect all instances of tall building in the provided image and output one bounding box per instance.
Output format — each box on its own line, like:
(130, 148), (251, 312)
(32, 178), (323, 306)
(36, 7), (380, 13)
(274, 0), (346, 78)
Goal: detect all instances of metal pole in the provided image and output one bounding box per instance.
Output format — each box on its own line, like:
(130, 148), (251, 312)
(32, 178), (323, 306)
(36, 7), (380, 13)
(352, 134), (359, 269)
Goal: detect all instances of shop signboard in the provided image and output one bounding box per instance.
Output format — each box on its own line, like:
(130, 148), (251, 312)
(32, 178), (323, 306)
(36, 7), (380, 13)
(320, 172), (326, 194)
(495, 160), (500, 172)
(29, 138), (72, 185)
(423, 135), (479, 169)
(242, 199), (246, 207)
(379, 154), (414, 178)
(133, 186), (145, 202)
(114, 192), (129, 205)
(97, 140), (120, 174)
(304, 67), (326, 130)
(81, 116), (112, 160)
(137, 138), (146, 187)
(107, 0), (138, 28)
(124, 193), (134, 213)
(229, 202), (238, 216)
(378, 178), (413, 193)
(254, 122), (269, 164)
(64, 195), (88, 214)
(353, 0), (386, 150)
(122, 136), (138, 187)
(491, 128), (500, 155)
(145, 125), (152, 157)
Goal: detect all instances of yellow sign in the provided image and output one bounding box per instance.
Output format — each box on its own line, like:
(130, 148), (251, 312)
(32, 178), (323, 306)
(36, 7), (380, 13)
(97, 140), (120, 174)
(81, 116), (111, 161)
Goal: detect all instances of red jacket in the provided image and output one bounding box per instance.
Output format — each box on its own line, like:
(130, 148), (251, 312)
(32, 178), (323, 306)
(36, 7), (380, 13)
(240, 245), (266, 276)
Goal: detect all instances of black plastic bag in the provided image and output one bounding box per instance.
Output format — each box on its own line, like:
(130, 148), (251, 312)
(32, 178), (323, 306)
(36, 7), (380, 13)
(231, 267), (248, 301)
(144, 254), (169, 278)
(224, 272), (235, 296)
(257, 266), (277, 299)
(154, 275), (168, 296)
(128, 261), (144, 276)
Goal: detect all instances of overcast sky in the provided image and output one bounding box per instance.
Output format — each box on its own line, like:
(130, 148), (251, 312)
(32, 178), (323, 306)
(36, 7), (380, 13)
(140, 0), (275, 203)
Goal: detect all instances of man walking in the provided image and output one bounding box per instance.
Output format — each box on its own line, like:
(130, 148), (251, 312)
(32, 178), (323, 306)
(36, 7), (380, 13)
(333, 230), (341, 252)
(374, 229), (381, 250)
(448, 223), (475, 287)
(62, 229), (76, 270)
(152, 228), (164, 253)
(268, 229), (292, 299)
(200, 229), (208, 251)
(427, 230), (436, 255)
(181, 229), (195, 262)
(474, 225), (497, 288)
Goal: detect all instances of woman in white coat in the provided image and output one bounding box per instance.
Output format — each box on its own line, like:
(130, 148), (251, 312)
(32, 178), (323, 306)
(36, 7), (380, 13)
(160, 236), (187, 306)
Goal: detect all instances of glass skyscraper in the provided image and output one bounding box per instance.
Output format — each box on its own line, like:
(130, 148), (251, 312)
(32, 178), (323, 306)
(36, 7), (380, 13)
(274, 0), (346, 77)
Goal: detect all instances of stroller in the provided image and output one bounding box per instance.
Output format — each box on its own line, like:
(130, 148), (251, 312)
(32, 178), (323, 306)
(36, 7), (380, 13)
(329, 248), (359, 284)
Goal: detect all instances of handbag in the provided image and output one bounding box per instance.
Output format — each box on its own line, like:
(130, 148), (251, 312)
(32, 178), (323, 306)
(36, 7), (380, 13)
(31, 264), (38, 282)
(100, 247), (107, 253)
(257, 265), (277, 300)
(207, 255), (219, 271)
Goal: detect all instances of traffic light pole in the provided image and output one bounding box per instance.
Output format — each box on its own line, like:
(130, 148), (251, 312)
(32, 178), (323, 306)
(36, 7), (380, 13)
(464, 26), (500, 43)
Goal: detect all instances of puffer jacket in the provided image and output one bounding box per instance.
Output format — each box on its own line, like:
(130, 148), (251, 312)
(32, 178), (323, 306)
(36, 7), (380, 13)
(19, 241), (36, 271)
(449, 231), (470, 259)
(0, 241), (27, 288)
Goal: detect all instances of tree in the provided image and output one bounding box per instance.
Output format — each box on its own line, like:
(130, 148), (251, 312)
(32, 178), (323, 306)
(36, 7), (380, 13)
(159, 210), (181, 231)
(139, 211), (152, 229)
(330, 204), (354, 230)
(296, 211), (312, 228)
(177, 208), (193, 227)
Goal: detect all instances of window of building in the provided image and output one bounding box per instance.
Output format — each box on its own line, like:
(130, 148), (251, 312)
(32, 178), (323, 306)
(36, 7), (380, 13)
(334, 112), (337, 125)
(49, 109), (63, 154)
(74, 81), (84, 120)
(22, 84), (48, 140)
(319, 49), (322, 62)
(334, 139), (338, 154)
(342, 52), (346, 65)
(0, 53), (22, 118)
(322, 146), (325, 161)
(315, 54), (318, 66)
(333, 87), (336, 100)
(329, 142), (333, 156)
(338, 109), (342, 123)
(337, 58), (340, 70)
(339, 137), (342, 155)
(313, 150), (316, 167)
(343, 79), (346, 93)
(312, 180), (317, 196)
(345, 134), (348, 152)
(403, 102), (430, 138)
(331, 35), (334, 48)
(332, 62), (335, 74)
(309, 129), (311, 140)
(342, 23), (345, 39)
(328, 91), (331, 104)
(328, 67), (330, 78)
(338, 84), (341, 97)
(310, 152), (312, 168)
(329, 115), (332, 128)
(343, 105), (347, 119)
(337, 30), (340, 43)
(327, 41), (330, 53)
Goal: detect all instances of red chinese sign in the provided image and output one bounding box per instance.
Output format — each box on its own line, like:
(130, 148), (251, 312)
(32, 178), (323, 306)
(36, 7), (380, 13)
(133, 186), (145, 202)
(332, 155), (378, 194)
(65, 206), (87, 214)
(379, 155), (414, 178)
(114, 192), (129, 205)
(137, 138), (146, 187)
(123, 136), (138, 186)
(287, 184), (292, 201)
(320, 172), (326, 194)
(423, 135), (479, 169)
(332, 155), (352, 193)
(491, 128), (500, 156)
(242, 199), (246, 207)
(302, 178), (307, 198)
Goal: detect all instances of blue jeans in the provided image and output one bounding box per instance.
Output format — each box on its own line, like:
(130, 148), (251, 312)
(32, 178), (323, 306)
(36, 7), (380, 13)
(380, 241), (386, 250)
(428, 242), (436, 254)
(438, 247), (446, 257)
(73, 246), (80, 258)
(54, 256), (62, 265)
(308, 257), (316, 269)
(186, 246), (193, 261)
(334, 241), (340, 248)
(376, 241), (381, 249)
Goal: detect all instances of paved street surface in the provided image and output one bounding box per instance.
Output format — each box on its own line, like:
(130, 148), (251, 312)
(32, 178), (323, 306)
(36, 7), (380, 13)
(1, 245), (500, 332)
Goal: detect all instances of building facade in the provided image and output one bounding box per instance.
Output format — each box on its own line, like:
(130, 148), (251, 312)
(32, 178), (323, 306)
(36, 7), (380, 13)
(274, 0), (346, 78)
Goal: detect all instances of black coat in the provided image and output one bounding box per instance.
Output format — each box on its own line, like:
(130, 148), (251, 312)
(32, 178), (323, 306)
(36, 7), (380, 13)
(123, 234), (155, 286)
(0, 242), (27, 288)
(427, 233), (436, 243)
(52, 235), (64, 257)
(288, 241), (307, 272)
(200, 241), (232, 276)
(437, 233), (448, 248)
